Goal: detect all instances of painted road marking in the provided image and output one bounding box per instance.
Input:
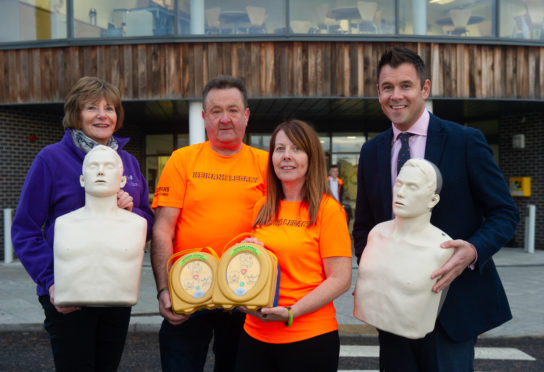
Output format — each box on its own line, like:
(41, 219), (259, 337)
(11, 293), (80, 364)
(339, 345), (535, 361)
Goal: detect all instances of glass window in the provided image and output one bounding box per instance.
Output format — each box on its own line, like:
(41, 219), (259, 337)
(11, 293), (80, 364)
(146, 134), (174, 155)
(0, 0), (67, 42)
(145, 134), (174, 200)
(332, 133), (365, 152)
(331, 153), (359, 205)
(290, 0), (327, 34)
(249, 134), (271, 151)
(375, 0), (396, 34)
(319, 134), (331, 154)
(177, 0), (190, 34)
(203, 0), (285, 35)
(330, 132), (364, 204)
(289, 0), (394, 35)
(176, 134), (189, 149)
(500, 0), (544, 40)
(145, 133), (188, 200)
(74, 0), (175, 38)
(400, 0), (493, 37)
(146, 155), (170, 200)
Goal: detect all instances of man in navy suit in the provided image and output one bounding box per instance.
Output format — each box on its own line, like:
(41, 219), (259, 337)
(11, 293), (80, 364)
(353, 47), (519, 371)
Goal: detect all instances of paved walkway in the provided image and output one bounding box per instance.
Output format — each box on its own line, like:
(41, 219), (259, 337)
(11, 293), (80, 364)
(1, 247), (543, 337)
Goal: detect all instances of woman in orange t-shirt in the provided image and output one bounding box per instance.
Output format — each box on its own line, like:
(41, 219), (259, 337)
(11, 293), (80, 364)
(235, 120), (352, 372)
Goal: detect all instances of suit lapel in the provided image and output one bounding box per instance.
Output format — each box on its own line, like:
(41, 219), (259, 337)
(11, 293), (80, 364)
(378, 129), (394, 218)
(425, 114), (446, 166)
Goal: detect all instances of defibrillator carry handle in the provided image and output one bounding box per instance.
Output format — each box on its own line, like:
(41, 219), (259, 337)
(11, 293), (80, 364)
(166, 247), (219, 275)
(220, 232), (254, 256)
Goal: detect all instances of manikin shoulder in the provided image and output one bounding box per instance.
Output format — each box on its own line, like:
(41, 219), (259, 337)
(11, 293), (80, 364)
(55, 208), (86, 226)
(56, 207), (146, 228)
(424, 224), (451, 243)
(369, 220), (394, 237)
(368, 220), (451, 245)
(117, 208), (147, 226)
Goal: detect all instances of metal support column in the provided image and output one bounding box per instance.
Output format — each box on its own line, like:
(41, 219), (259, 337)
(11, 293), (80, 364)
(4, 208), (13, 263)
(524, 204), (536, 254)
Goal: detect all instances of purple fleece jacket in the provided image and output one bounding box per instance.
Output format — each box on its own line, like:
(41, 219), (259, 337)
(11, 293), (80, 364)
(12, 129), (154, 296)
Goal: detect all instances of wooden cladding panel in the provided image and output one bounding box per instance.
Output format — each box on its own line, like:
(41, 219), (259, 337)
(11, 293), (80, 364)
(493, 47), (505, 97)
(540, 48), (544, 99)
(362, 43), (377, 97)
(136, 45), (147, 98)
(0, 42), (543, 104)
(293, 42), (303, 96)
(7, 50), (18, 102)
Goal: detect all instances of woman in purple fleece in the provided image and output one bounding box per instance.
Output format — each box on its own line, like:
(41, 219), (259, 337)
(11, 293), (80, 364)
(11, 76), (153, 371)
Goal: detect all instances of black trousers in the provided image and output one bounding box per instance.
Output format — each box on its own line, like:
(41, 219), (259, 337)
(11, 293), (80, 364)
(235, 329), (340, 372)
(159, 309), (246, 372)
(378, 324), (477, 372)
(39, 295), (131, 372)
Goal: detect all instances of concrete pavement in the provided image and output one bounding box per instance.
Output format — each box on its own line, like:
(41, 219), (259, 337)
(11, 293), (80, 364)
(1, 247), (543, 338)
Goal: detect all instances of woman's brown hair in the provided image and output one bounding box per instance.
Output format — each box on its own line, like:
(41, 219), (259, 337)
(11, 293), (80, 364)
(254, 119), (331, 227)
(62, 76), (124, 131)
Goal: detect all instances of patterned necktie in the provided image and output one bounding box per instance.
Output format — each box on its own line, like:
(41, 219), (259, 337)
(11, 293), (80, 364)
(397, 133), (413, 175)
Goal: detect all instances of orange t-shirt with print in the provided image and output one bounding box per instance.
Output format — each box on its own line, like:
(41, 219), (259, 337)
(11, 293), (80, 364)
(244, 194), (352, 343)
(152, 142), (268, 255)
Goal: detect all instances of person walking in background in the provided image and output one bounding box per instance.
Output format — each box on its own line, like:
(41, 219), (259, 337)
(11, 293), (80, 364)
(352, 47), (519, 371)
(328, 164), (352, 226)
(11, 76), (153, 371)
(236, 119), (352, 372)
(328, 164), (343, 203)
(150, 75), (268, 372)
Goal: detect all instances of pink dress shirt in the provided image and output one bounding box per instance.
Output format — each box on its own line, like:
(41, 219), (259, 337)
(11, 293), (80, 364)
(390, 110), (430, 190)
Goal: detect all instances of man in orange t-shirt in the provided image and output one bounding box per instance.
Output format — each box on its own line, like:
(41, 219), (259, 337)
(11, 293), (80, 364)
(151, 75), (267, 372)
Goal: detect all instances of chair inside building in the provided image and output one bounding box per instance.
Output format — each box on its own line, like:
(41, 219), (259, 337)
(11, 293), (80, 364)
(356, 1), (377, 34)
(246, 6), (267, 33)
(316, 3), (341, 34)
(205, 7), (221, 34)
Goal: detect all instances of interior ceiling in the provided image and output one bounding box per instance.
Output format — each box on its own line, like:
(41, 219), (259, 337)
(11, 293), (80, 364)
(121, 98), (389, 133)
(8, 98), (540, 135)
(122, 98), (537, 134)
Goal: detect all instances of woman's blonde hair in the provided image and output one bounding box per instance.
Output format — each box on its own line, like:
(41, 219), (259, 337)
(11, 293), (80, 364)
(63, 76), (124, 131)
(254, 119), (331, 227)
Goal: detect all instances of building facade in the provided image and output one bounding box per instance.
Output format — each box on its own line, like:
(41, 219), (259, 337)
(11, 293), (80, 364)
(1, 0), (544, 258)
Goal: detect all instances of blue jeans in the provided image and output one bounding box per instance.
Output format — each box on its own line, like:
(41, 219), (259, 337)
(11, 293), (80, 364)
(159, 309), (245, 372)
(39, 295), (131, 372)
(378, 323), (477, 372)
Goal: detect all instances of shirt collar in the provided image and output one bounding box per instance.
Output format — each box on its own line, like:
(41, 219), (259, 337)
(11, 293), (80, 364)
(392, 109), (430, 140)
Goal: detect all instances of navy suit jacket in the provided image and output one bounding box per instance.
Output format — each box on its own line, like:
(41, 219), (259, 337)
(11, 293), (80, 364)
(353, 113), (519, 342)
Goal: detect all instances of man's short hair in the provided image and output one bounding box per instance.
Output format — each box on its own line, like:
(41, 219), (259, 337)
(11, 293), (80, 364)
(202, 75), (248, 110)
(377, 47), (427, 88)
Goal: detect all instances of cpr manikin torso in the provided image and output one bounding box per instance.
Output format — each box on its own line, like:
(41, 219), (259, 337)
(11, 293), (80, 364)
(54, 145), (147, 306)
(353, 159), (453, 339)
